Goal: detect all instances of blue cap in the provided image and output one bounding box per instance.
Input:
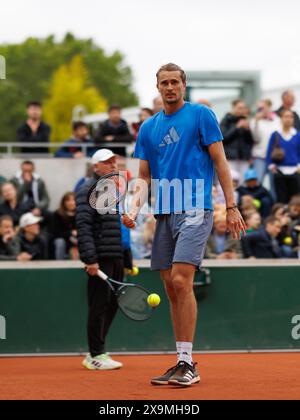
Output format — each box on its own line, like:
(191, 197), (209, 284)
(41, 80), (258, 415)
(244, 168), (258, 182)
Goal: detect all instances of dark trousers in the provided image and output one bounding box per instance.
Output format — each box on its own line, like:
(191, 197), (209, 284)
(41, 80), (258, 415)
(87, 258), (124, 357)
(274, 173), (300, 204)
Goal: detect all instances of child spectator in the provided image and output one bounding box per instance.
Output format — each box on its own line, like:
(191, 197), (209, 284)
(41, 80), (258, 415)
(241, 216), (282, 259)
(205, 214), (242, 259)
(237, 168), (274, 218)
(244, 212), (262, 233)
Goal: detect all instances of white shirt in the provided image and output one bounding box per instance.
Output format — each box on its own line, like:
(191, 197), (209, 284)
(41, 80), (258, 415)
(250, 115), (281, 159)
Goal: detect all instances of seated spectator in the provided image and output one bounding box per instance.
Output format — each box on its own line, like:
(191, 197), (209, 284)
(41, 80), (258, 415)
(0, 215), (31, 261)
(271, 203), (287, 218)
(239, 195), (258, 219)
(74, 163), (94, 193)
(11, 160), (50, 216)
(0, 182), (33, 226)
(18, 213), (48, 260)
(241, 216), (282, 259)
(276, 207), (297, 258)
(52, 192), (78, 260)
(237, 169), (274, 218)
(250, 99), (281, 183)
(220, 99), (254, 176)
(153, 96), (164, 114)
(244, 212), (262, 233)
(266, 110), (300, 204)
(95, 105), (134, 156)
(276, 90), (300, 131)
(288, 195), (300, 227)
(55, 122), (96, 158)
(17, 101), (51, 154)
(132, 108), (154, 140)
(205, 214), (242, 259)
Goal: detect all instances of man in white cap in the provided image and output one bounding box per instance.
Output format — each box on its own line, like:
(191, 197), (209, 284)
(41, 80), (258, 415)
(76, 149), (124, 370)
(18, 212), (47, 260)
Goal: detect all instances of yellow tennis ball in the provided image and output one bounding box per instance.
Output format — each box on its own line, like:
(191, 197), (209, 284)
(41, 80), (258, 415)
(284, 237), (293, 246)
(131, 266), (139, 276)
(147, 293), (161, 308)
(253, 199), (261, 209)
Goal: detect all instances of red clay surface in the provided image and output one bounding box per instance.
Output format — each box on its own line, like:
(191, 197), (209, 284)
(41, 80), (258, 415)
(0, 353), (300, 400)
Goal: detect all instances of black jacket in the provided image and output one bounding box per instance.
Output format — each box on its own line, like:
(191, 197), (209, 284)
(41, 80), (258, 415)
(95, 119), (134, 156)
(19, 232), (48, 260)
(241, 228), (282, 259)
(17, 122), (51, 154)
(237, 184), (274, 218)
(220, 114), (254, 160)
(0, 200), (34, 226)
(0, 236), (21, 261)
(76, 179), (123, 264)
(276, 106), (300, 131)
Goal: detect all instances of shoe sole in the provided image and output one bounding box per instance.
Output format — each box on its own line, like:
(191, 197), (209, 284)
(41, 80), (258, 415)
(151, 379), (170, 385)
(82, 361), (122, 371)
(168, 376), (201, 387)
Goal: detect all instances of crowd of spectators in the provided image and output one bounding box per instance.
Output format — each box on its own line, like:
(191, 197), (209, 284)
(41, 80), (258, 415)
(0, 90), (300, 261)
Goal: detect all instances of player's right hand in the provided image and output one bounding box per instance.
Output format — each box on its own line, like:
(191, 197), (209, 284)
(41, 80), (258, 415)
(85, 263), (100, 277)
(122, 214), (136, 229)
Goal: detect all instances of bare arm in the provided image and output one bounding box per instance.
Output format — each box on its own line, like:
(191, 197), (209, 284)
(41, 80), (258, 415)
(208, 141), (246, 240)
(122, 159), (151, 228)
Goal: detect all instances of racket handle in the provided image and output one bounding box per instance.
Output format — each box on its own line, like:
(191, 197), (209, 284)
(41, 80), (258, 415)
(97, 270), (109, 281)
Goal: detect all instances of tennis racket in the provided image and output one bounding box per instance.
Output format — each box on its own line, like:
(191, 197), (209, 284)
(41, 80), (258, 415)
(97, 270), (154, 322)
(87, 172), (127, 214)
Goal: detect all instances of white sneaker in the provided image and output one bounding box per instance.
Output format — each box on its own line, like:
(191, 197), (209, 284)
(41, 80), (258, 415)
(82, 353), (123, 370)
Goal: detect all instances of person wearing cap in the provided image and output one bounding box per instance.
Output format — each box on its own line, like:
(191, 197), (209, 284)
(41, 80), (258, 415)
(237, 168), (274, 218)
(18, 213), (48, 260)
(76, 149), (124, 371)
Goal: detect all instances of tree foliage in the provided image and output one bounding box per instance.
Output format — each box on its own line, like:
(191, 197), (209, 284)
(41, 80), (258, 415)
(44, 55), (107, 142)
(0, 33), (138, 142)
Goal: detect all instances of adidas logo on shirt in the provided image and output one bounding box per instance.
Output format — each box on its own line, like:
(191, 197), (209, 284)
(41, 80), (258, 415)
(159, 127), (180, 147)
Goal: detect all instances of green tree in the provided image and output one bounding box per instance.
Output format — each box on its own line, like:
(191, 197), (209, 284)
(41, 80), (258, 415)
(0, 33), (138, 143)
(44, 55), (107, 143)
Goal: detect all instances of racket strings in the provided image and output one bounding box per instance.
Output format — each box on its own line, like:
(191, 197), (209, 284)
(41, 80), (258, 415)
(88, 174), (127, 212)
(117, 286), (152, 321)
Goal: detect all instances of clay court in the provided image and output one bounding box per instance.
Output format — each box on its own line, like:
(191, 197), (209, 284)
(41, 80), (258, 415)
(0, 353), (300, 400)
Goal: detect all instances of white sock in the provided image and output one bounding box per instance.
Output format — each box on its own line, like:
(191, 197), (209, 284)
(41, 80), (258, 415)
(176, 342), (193, 366)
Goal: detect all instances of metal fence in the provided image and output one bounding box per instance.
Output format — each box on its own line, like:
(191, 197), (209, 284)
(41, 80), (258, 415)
(0, 142), (134, 157)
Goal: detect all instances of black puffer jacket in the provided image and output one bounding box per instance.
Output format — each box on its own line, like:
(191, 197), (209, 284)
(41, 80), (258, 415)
(76, 178), (123, 264)
(220, 113), (254, 161)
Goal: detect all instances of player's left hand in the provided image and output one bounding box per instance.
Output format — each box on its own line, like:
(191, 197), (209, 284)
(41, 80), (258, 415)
(226, 208), (246, 240)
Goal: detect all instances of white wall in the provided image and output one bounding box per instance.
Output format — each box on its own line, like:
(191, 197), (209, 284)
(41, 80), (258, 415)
(1, 158), (139, 210)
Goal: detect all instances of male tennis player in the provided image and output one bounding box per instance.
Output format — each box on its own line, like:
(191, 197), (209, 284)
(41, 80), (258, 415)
(123, 63), (246, 386)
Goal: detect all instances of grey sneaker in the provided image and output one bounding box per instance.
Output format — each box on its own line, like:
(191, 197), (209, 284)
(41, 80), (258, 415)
(168, 361), (200, 387)
(151, 364), (181, 385)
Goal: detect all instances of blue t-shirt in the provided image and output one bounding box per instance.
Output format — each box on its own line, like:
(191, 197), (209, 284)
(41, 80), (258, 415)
(134, 102), (223, 214)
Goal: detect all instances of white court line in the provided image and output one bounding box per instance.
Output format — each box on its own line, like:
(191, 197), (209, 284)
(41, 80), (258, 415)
(0, 349), (300, 358)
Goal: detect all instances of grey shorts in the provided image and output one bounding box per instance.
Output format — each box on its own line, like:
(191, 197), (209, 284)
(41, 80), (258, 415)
(151, 210), (214, 271)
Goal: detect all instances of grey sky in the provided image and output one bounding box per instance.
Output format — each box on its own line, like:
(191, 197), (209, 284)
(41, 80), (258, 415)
(1, 0), (300, 106)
